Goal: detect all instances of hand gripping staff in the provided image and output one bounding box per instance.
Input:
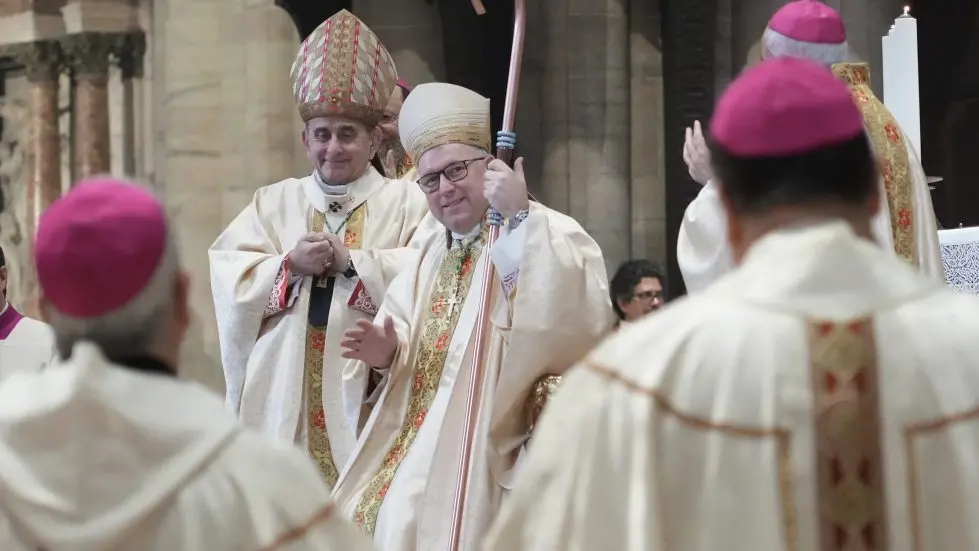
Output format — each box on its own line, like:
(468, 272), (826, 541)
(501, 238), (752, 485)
(447, 0), (525, 549)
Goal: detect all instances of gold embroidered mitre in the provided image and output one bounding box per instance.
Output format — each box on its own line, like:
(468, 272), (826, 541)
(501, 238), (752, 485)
(398, 82), (492, 164)
(290, 10), (397, 124)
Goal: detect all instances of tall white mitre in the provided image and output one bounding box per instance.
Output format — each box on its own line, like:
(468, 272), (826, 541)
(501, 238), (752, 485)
(399, 82), (493, 163)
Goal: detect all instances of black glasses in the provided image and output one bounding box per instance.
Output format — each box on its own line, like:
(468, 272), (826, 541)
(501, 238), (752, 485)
(633, 290), (663, 302)
(416, 158), (484, 193)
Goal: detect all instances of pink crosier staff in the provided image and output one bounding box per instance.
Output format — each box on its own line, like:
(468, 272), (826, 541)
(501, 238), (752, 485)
(446, 0), (525, 550)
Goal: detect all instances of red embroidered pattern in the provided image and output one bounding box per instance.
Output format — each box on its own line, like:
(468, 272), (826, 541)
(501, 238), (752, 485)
(347, 279), (378, 315)
(808, 318), (888, 551)
(264, 255), (292, 317)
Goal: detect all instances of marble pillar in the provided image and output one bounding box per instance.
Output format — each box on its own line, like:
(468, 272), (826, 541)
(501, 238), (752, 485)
(62, 32), (117, 180)
(112, 32), (146, 176)
(3, 40), (62, 238)
(0, 40), (62, 315)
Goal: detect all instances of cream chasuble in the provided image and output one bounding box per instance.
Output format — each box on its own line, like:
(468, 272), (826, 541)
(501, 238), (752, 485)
(0, 342), (372, 551)
(0, 304), (56, 378)
(209, 167), (431, 488)
(332, 203), (614, 551)
(678, 66), (944, 294)
(486, 221), (979, 551)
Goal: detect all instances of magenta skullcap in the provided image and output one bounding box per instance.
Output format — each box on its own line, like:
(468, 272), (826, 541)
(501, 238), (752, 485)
(34, 177), (167, 318)
(710, 57), (864, 157)
(768, 0), (846, 44)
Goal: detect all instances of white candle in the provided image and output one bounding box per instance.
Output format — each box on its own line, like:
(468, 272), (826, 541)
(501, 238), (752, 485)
(882, 6), (921, 156)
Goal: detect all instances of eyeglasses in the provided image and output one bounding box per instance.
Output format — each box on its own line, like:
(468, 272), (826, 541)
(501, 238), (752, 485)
(633, 290), (663, 302)
(416, 158), (484, 193)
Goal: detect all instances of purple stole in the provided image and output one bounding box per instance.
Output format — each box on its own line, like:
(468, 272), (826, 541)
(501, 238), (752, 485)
(0, 305), (25, 340)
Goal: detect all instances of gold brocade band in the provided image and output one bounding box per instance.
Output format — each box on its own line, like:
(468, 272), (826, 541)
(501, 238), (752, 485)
(303, 206), (368, 489)
(525, 374), (563, 434)
(353, 231), (486, 533)
(831, 63), (916, 265)
(807, 318), (887, 550)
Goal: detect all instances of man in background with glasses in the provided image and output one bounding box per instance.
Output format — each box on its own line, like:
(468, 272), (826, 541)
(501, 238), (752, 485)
(208, 10), (433, 491)
(609, 259), (665, 327)
(332, 82), (615, 551)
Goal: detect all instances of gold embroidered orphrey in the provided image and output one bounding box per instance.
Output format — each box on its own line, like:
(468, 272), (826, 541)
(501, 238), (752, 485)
(353, 232), (486, 533)
(807, 318), (888, 551)
(304, 205), (368, 488)
(832, 62), (916, 265)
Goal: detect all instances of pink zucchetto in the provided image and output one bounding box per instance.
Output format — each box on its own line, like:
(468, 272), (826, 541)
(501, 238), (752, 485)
(768, 0), (846, 44)
(34, 177), (167, 318)
(709, 57), (864, 157)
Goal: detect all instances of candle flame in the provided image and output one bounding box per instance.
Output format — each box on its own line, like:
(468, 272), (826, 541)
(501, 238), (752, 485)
(903, 5), (910, 15)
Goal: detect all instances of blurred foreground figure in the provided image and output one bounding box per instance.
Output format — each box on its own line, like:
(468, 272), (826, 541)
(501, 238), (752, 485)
(0, 178), (370, 551)
(485, 58), (979, 551)
(0, 245), (56, 377)
(678, 0), (943, 293)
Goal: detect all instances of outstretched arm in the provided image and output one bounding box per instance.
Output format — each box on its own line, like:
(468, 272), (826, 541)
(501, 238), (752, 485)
(677, 180), (734, 293)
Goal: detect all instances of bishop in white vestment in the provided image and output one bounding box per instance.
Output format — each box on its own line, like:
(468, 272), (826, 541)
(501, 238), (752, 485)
(0, 177), (370, 551)
(209, 10), (432, 488)
(486, 58), (979, 551)
(677, 0), (943, 293)
(333, 83), (615, 551)
(0, 247), (55, 377)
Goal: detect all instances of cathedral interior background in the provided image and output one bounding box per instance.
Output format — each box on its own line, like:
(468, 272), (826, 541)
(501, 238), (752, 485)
(0, 0), (973, 389)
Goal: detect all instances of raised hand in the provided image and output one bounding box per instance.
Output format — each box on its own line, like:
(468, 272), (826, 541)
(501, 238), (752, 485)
(484, 156), (530, 218)
(340, 316), (398, 368)
(683, 120), (714, 186)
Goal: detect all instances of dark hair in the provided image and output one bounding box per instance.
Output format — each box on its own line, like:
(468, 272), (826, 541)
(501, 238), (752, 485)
(0, 245), (4, 268)
(610, 260), (663, 320)
(708, 133), (877, 215)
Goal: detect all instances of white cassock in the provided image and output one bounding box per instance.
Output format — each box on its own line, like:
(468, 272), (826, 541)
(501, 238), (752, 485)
(0, 304), (56, 378)
(209, 167), (432, 487)
(333, 203), (614, 551)
(678, 140), (944, 293)
(485, 220), (979, 551)
(0, 341), (372, 551)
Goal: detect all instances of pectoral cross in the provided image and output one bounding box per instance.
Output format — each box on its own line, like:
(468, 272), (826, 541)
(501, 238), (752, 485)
(445, 296), (465, 318)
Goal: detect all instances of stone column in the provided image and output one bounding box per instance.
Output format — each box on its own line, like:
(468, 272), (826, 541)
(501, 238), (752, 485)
(2, 40), (63, 235)
(62, 32), (117, 180)
(111, 32), (146, 176)
(534, 0), (632, 274)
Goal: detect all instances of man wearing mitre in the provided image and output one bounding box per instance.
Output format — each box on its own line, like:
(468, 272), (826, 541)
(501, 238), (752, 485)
(209, 9), (433, 489)
(484, 57), (979, 551)
(332, 82), (614, 550)
(0, 246), (56, 377)
(0, 177), (372, 550)
(677, 0), (943, 293)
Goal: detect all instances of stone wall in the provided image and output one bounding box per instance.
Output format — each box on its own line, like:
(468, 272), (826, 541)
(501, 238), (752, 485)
(151, 0), (305, 390)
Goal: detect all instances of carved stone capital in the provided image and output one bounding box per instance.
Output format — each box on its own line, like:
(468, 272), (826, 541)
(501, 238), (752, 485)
(0, 40), (62, 83)
(110, 31), (146, 79)
(61, 32), (125, 82)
